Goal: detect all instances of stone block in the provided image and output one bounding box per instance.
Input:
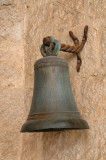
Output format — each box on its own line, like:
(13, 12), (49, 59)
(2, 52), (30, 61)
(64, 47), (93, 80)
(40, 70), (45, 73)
(0, 39), (24, 88)
(0, 0), (14, 6)
(0, 88), (24, 160)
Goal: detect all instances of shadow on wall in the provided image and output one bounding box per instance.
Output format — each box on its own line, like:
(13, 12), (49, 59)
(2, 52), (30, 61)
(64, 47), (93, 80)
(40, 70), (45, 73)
(21, 130), (89, 160)
(42, 130), (89, 160)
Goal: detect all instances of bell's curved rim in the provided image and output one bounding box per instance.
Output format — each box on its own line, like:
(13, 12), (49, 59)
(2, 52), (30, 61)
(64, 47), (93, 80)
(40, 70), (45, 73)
(21, 117), (89, 132)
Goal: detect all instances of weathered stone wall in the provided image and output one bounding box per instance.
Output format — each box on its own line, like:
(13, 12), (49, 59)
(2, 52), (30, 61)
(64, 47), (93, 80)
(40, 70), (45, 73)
(0, 0), (25, 159)
(0, 0), (105, 160)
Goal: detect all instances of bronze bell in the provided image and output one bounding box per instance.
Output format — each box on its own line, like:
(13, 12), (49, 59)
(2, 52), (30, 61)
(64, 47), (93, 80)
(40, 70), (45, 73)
(21, 33), (89, 132)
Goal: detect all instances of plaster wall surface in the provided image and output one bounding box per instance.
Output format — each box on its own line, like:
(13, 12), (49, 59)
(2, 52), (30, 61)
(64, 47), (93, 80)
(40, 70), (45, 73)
(0, 0), (105, 160)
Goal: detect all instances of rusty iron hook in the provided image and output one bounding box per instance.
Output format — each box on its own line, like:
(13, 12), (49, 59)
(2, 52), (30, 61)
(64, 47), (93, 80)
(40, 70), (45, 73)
(43, 25), (88, 72)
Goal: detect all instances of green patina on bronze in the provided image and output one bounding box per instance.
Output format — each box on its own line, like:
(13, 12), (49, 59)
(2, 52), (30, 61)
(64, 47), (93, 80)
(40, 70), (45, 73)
(40, 36), (61, 57)
(21, 56), (89, 132)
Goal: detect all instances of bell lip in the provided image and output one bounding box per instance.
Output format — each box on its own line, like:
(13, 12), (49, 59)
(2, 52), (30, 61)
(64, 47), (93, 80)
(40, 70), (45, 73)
(20, 118), (89, 133)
